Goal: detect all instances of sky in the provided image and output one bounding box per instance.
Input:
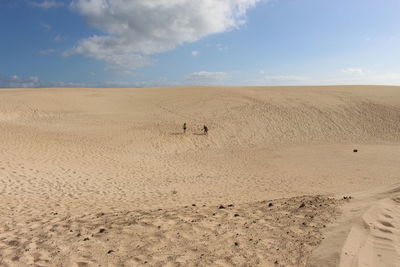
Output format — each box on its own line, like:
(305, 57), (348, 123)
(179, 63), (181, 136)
(1, 0), (400, 88)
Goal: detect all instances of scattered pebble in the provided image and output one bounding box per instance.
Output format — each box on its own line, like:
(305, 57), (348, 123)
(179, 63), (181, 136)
(218, 205), (225, 209)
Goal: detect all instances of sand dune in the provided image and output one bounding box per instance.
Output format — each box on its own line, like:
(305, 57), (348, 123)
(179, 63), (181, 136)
(0, 86), (399, 266)
(309, 185), (400, 267)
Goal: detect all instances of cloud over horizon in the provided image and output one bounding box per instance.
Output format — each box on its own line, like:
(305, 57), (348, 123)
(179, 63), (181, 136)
(341, 68), (364, 75)
(29, 0), (64, 9)
(187, 71), (228, 85)
(0, 74), (84, 88)
(67, 0), (260, 73)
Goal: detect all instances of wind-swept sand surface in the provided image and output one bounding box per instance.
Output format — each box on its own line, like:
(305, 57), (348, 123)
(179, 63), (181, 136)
(0, 86), (399, 266)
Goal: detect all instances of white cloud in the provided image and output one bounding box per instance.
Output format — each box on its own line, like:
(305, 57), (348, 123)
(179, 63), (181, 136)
(68, 0), (260, 72)
(263, 75), (311, 82)
(330, 72), (400, 85)
(244, 71), (400, 86)
(0, 74), (85, 88)
(191, 50), (199, 56)
(39, 49), (56, 55)
(206, 43), (229, 51)
(0, 74), (176, 88)
(40, 22), (52, 32)
(53, 34), (67, 42)
(341, 68), (363, 75)
(186, 71), (228, 85)
(29, 0), (64, 9)
(216, 43), (229, 51)
(0, 75), (40, 88)
(246, 75), (311, 85)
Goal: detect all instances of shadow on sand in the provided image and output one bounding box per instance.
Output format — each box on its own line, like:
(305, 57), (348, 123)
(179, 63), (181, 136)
(169, 132), (206, 136)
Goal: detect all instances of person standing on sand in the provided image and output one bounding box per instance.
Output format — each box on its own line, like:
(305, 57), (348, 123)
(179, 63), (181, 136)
(203, 125), (208, 135)
(183, 122), (187, 134)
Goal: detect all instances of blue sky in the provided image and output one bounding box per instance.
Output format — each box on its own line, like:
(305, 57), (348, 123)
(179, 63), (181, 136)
(1, 0), (400, 87)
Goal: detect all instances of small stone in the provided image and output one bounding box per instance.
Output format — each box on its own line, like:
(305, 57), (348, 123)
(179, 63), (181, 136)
(234, 242), (239, 246)
(83, 237), (90, 241)
(299, 203), (305, 208)
(228, 204), (234, 207)
(99, 228), (106, 233)
(218, 205), (225, 209)
(234, 214), (240, 217)
(192, 204), (196, 207)
(107, 250), (114, 254)
(268, 203), (273, 207)
(353, 149), (358, 152)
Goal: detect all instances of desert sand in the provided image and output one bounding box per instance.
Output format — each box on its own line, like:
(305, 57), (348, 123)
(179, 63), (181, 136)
(0, 85), (399, 266)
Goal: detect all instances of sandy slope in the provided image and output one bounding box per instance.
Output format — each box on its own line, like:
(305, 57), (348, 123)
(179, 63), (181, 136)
(0, 85), (399, 266)
(309, 185), (400, 267)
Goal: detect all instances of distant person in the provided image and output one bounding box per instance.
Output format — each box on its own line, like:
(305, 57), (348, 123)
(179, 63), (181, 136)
(203, 125), (208, 135)
(183, 122), (187, 133)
